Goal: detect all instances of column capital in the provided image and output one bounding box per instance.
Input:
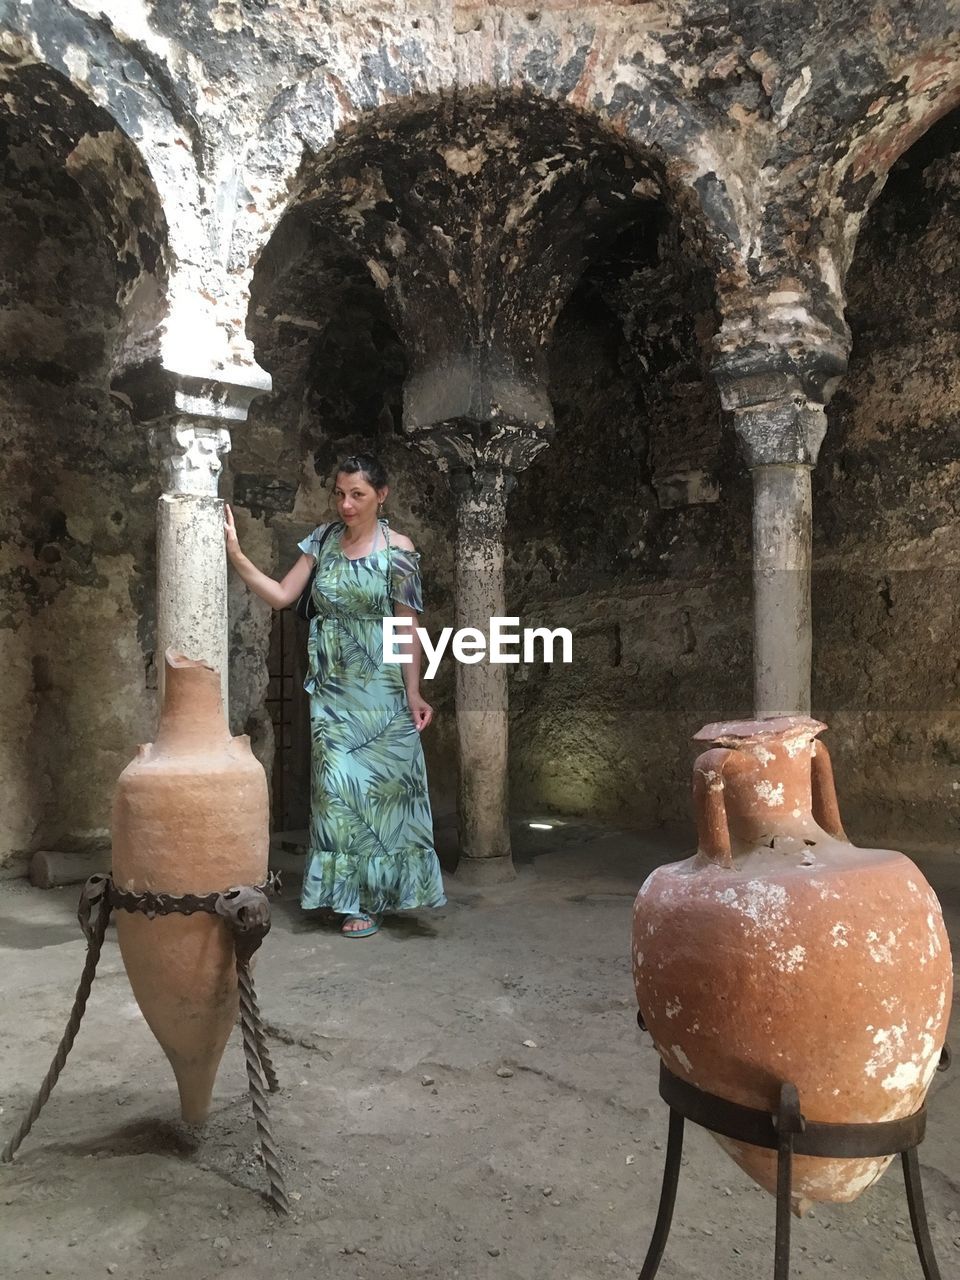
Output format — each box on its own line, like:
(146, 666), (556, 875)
(712, 286), (850, 468)
(712, 344), (848, 469)
(151, 418), (231, 497)
(410, 417), (551, 481)
(113, 360), (271, 426)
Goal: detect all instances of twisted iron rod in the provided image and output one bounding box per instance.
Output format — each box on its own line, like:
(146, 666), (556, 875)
(4, 876), (289, 1219)
(247, 976), (280, 1094)
(2, 888), (111, 1163)
(236, 959), (290, 1215)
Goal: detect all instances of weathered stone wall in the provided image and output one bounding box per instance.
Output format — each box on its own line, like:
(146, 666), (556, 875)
(0, 110), (159, 870)
(0, 381), (157, 873)
(506, 228), (752, 828)
(813, 108), (960, 851)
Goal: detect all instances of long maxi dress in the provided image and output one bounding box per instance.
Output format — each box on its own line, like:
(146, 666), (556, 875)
(296, 519), (446, 916)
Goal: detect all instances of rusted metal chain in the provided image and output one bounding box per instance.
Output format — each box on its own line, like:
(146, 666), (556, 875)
(215, 886), (289, 1216)
(109, 873), (279, 919)
(2, 875), (112, 1163)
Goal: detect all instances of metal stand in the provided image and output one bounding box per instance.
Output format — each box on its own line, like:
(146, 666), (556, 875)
(638, 1042), (951, 1280)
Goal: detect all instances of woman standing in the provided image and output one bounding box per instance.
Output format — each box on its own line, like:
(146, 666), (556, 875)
(224, 453), (446, 936)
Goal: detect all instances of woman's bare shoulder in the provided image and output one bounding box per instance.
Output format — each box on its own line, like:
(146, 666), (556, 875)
(388, 529), (416, 552)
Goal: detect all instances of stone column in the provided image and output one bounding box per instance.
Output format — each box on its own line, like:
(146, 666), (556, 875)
(154, 420), (232, 705)
(412, 418), (548, 883)
(118, 362), (271, 715)
(716, 350), (846, 717)
(450, 465), (516, 884)
(746, 459), (815, 718)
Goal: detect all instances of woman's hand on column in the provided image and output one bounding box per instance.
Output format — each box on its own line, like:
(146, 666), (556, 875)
(407, 691), (433, 733)
(224, 503), (241, 560)
(224, 510), (314, 608)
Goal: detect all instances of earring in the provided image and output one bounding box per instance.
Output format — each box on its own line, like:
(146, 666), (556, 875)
(377, 502), (384, 516)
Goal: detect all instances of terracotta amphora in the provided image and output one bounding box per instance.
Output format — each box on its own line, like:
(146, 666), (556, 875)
(112, 651), (269, 1123)
(633, 717), (952, 1211)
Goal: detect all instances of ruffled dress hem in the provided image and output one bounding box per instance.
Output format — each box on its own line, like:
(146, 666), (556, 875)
(300, 846), (447, 915)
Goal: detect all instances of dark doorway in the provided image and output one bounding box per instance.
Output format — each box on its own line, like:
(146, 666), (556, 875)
(266, 610), (311, 832)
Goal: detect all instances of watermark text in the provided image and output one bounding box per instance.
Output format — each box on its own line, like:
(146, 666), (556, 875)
(383, 616), (573, 680)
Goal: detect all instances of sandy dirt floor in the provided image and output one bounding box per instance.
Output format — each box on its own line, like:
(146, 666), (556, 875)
(1, 821), (957, 1280)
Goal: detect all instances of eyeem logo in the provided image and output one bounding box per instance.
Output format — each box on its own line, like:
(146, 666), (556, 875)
(383, 616), (573, 681)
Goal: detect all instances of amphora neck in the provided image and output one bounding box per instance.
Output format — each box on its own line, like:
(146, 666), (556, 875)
(693, 717), (831, 852)
(155, 651), (231, 752)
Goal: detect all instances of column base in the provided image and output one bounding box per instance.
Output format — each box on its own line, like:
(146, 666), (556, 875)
(455, 855), (517, 886)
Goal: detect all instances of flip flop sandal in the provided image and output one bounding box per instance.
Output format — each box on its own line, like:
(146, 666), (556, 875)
(341, 912), (380, 938)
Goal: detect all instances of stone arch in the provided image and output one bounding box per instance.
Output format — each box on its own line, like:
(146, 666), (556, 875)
(0, 59), (172, 371)
(240, 212), (413, 830)
(256, 89), (699, 411)
(237, 74), (737, 844)
(506, 196), (741, 823)
(770, 33), (960, 307)
(227, 17), (749, 300)
(2, 2), (211, 369)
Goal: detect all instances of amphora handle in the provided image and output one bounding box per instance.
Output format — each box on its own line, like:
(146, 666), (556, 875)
(811, 739), (847, 840)
(692, 748), (733, 868)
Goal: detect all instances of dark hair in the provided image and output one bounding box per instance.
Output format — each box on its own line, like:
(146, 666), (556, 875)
(335, 453), (388, 491)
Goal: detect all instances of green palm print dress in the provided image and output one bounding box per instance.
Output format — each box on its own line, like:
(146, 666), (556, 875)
(296, 519), (446, 916)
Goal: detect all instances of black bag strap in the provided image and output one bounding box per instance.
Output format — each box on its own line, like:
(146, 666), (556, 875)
(295, 521), (340, 620)
(313, 520), (338, 558)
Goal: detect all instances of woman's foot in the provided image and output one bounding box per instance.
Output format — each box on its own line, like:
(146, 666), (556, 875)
(340, 912), (381, 938)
